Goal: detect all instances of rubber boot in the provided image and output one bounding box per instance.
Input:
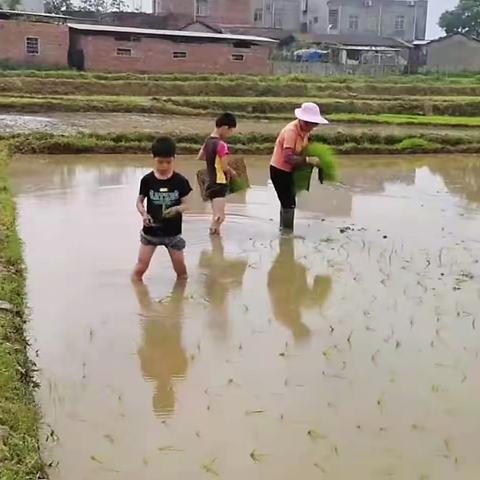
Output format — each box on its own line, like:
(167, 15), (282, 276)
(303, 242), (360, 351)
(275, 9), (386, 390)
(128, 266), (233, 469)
(280, 208), (295, 233)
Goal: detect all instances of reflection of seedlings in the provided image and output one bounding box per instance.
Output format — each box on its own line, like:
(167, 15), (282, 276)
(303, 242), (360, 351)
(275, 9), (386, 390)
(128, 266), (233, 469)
(371, 350), (380, 365)
(202, 458), (219, 476)
(410, 316), (415, 329)
(250, 449), (267, 463)
(377, 394), (385, 412)
(461, 372), (467, 384)
(245, 409), (265, 415)
(322, 346), (336, 360)
(395, 340), (401, 350)
(103, 434), (114, 444)
(143, 458), (149, 466)
(473, 318), (476, 331)
(195, 431), (201, 438)
(158, 445), (182, 453)
(347, 331), (353, 348)
(411, 424), (425, 432)
(313, 463), (327, 473)
(45, 427), (59, 444)
(331, 444), (339, 456)
(89, 328), (94, 342)
(431, 385), (440, 393)
(379, 427), (387, 432)
(90, 455), (103, 464)
(307, 429), (327, 441)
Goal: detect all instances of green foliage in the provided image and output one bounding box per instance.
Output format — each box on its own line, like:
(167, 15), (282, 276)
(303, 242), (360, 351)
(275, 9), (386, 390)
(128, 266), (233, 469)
(398, 137), (436, 151)
(0, 146), (44, 480)
(439, 0), (480, 37)
(44, 0), (74, 14)
(305, 143), (339, 182)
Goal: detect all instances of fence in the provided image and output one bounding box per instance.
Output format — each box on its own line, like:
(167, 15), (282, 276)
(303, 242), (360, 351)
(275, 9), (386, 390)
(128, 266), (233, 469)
(272, 61), (405, 76)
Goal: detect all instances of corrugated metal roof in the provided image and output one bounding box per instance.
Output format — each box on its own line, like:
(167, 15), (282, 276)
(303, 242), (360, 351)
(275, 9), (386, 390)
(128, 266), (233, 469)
(309, 33), (411, 48)
(68, 23), (278, 44)
(0, 8), (75, 19)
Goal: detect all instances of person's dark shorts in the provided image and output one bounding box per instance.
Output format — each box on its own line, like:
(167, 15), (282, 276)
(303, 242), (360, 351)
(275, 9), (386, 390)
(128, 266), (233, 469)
(140, 232), (186, 251)
(206, 183), (229, 200)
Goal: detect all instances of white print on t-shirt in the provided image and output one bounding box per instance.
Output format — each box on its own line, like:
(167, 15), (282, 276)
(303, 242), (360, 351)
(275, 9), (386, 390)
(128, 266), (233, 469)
(149, 189), (179, 208)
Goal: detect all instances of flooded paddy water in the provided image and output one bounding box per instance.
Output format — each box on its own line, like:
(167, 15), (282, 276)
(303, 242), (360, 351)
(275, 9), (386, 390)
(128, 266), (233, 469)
(10, 153), (480, 480)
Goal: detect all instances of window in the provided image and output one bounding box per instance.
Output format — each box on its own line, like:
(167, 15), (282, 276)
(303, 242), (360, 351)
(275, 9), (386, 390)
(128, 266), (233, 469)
(313, 16), (319, 24)
(231, 53), (245, 62)
(25, 37), (39, 55)
(328, 9), (339, 30)
(116, 48), (132, 56)
(348, 15), (359, 31)
(395, 15), (405, 31)
(196, 0), (209, 17)
(254, 7), (263, 23)
(172, 51), (187, 59)
(301, 0), (308, 12)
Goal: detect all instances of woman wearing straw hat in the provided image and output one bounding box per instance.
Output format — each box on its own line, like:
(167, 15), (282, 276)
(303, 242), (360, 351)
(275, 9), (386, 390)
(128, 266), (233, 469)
(270, 102), (328, 232)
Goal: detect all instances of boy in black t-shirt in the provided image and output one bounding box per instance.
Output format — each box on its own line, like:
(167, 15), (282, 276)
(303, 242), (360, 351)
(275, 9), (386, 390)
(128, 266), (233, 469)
(132, 137), (192, 282)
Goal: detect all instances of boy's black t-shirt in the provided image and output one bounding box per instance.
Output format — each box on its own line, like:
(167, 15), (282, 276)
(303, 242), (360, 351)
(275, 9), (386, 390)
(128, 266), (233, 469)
(139, 171), (192, 237)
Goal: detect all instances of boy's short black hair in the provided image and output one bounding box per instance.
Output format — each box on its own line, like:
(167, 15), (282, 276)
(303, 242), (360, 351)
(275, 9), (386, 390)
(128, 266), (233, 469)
(216, 112), (237, 129)
(151, 136), (176, 158)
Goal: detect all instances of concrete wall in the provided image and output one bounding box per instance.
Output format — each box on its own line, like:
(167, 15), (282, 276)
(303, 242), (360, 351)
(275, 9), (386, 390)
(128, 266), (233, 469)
(301, 0), (329, 33)
(273, 59), (404, 74)
(156, 0), (253, 26)
(426, 36), (480, 72)
(326, 0), (427, 40)
(73, 32), (272, 74)
(0, 20), (69, 67)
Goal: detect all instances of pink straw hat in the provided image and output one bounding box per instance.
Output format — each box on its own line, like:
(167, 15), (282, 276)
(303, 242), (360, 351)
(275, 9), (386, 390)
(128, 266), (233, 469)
(294, 102), (329, 125)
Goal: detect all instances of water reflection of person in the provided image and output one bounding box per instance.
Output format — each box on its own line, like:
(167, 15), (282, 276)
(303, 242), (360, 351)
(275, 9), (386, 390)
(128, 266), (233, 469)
(198, 236), (248, 340)
(134, 281), (188, 418)
(268, 237), (332, 343)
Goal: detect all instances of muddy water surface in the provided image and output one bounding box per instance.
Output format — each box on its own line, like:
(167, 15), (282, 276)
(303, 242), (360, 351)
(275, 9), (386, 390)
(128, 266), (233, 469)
(11, 154), (480, 480)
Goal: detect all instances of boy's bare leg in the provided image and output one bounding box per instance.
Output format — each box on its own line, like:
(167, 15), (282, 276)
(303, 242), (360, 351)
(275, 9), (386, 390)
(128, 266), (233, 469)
(132, 244), (156, 282)
(210, 197), (226, 235)
(168, 248), (188, 280)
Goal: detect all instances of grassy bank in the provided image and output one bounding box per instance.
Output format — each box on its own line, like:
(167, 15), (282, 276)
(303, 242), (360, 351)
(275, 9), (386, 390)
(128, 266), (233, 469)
(3, 77), (480, 98)
(1, 69), (479, 85)
(0, 146), (44, 480)
(2, 95), (480, 117)
(4, 131), (480, 155)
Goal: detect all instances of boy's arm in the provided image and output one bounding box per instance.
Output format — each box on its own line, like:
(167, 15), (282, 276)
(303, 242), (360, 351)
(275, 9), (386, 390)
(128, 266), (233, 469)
(136, 195), (152, 225)
(218, 142), (236, 177)
(197, 145), (206, 161)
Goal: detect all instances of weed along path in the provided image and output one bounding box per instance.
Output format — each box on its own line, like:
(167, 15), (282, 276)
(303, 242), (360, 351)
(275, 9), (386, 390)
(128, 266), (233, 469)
(11, 154), (480, 480)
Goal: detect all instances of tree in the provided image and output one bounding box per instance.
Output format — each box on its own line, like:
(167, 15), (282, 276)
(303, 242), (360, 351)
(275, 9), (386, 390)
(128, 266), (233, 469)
(109, 0), (128, 12)
(439, 0), (480, 38)
(78, 0), (108, 12)
(0, 0), (22, 10)
(44, 0), (74, 14)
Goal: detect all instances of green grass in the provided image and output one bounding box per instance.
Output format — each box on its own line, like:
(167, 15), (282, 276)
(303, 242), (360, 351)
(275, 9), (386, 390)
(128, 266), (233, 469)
(329, 113), (480, 127)
(2, 94), (480, 117)
(2, 76), (480, 97)
(0, 145), (44, 480)
(0, 68), (479, 84)
(3, 131), (480, 155)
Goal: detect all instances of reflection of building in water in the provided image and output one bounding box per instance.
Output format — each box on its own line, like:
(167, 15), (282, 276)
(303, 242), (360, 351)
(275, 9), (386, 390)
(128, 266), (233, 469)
(198, 236), (248, 340)
(268, 237), (332, 343)
(428, 158), (480, 205)
(134, 281), (188, 418)
(297, 182), (353, 217)
(340, 164), (416, 194)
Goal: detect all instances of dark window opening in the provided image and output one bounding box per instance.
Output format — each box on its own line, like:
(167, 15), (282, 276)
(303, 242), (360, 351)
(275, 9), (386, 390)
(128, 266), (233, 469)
(231, 53), (245, 62)
(116, 47), (132, 56)
(25, 37), (39, 55)
(328, 9), (339, 30)
(172, 51), (188, 59)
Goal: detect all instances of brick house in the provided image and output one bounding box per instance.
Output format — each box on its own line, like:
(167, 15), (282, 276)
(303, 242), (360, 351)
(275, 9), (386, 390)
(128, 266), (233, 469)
(68, 23), (276, 74)
(0, 17), (69, 67)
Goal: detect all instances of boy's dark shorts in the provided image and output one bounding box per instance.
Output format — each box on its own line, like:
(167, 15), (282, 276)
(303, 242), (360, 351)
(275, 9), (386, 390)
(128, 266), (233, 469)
(206, 183), (228, 200)
(140, 232), (186, 251)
